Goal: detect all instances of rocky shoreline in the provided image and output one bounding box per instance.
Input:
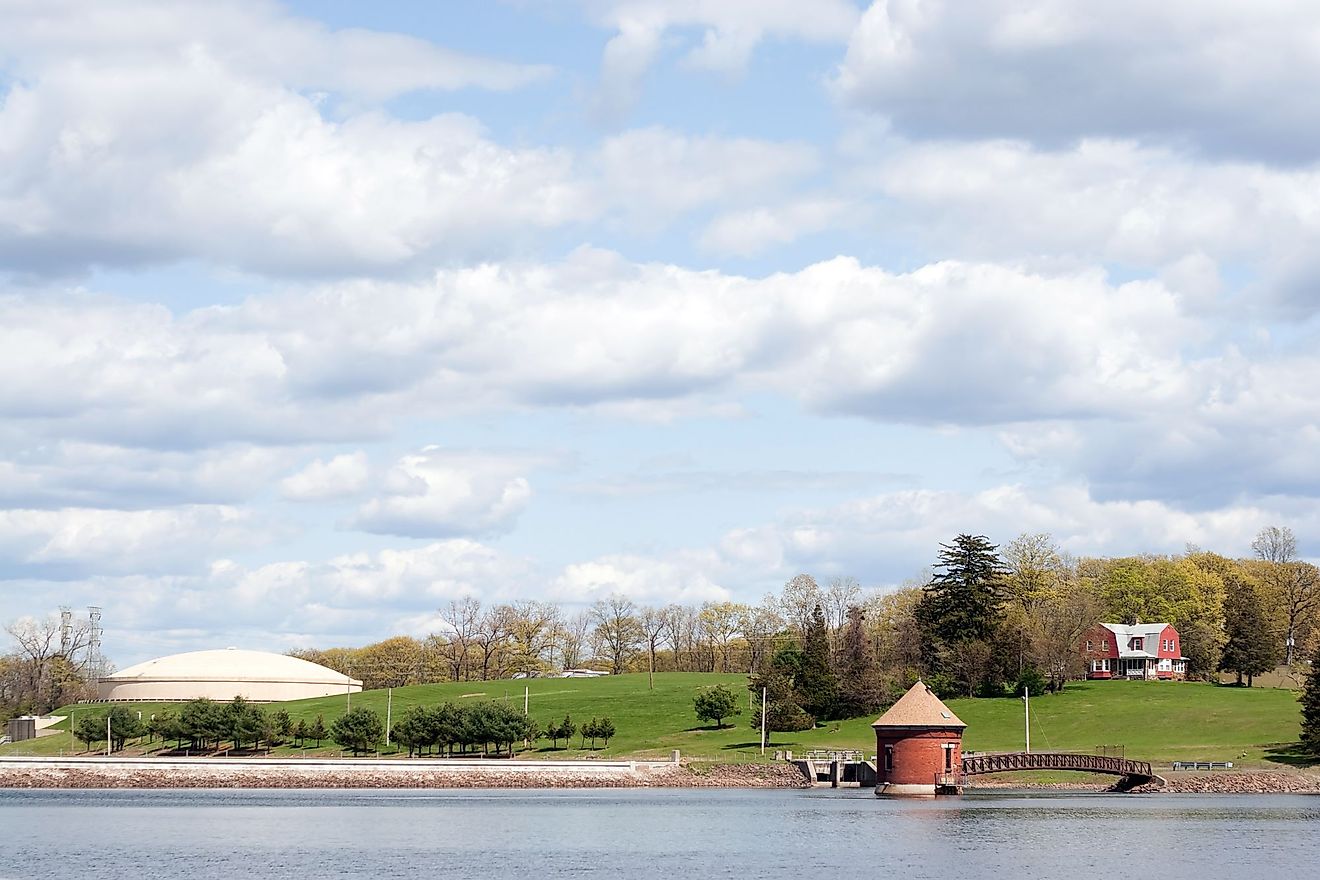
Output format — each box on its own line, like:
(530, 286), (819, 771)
(0, 761), (811, 790)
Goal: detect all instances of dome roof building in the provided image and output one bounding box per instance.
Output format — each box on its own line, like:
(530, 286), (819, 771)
(97, 648), (362, 702)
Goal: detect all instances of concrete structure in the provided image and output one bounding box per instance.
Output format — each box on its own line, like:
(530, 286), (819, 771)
(97, 648), (362, 702)
(872, 680), (965, 797)
(1082, 622), (1187, 680)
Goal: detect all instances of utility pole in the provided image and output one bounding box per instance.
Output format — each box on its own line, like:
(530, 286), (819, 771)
(385, 687), (392, 746)
(1023, 686), (1031, 754)
(759, 687), (767, 756)
(524, 686), (529, 715)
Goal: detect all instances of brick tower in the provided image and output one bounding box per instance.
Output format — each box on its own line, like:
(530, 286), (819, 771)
(872, 680), (966, 797)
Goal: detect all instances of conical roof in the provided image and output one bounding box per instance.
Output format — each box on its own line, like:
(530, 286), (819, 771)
(871, 680), (966, 729)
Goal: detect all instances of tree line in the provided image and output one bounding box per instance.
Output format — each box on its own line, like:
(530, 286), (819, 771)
(5, 526), (1316, 722)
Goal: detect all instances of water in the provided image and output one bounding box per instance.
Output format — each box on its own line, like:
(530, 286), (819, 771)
(2, 788), (1317, 880)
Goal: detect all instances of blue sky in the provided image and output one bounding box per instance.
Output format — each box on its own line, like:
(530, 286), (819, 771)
(4, 0), (1320, 665)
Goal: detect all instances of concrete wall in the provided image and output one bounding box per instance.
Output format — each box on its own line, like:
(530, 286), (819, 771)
(98, 679), (362, 702)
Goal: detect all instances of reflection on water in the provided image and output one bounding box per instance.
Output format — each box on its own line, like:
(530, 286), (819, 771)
(2, 788), (1316, 880)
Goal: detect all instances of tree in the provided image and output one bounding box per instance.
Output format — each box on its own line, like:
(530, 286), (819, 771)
(1253, 526), (1319, 665)
(1220, 573), (1281, 686)
(224, 696), (264, 750)
(331, 708), (384, 755)
(638, 606), (668, 689)
(796, 604), (839, 720)
(693, 684), (741, 729)
(292, 718), (308, 748)
(545, 714), (574, 749)
(1300, 643), (1320, 754)
(105, 706), (143, 752)
(595, 717), (615, 747)
(748, 649), (814, 732)
(272, 709), (293, 744)
(75, 713), (105, 751)
(918, 535), (1009, 646)
(309, 714), (328, 747)
(591, 595), (642, 674)
(835, 606), (887, 718)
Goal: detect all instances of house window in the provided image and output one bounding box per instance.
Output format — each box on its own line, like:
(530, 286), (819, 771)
(944, 744), (954, 772)
(1086, 640), (1093, 652)
(884, 747), (894, 772)
(1102, 640), (1109, 651)
(1131, 638), (1143, 651)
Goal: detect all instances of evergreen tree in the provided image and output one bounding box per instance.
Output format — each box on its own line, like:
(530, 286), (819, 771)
(595, 717), (615, 747)
(309, 714), (327, 747)
(796, 604), (838, 720)
(1300, 643), (1320, 754)
(1220, 575), (1280, 686)
(835, 606), (887, 718)
(748, 647), (814, 732)
(331, 708), (384, 755)
(292, 718), (308, 748)
(916, 534), (1009, 693)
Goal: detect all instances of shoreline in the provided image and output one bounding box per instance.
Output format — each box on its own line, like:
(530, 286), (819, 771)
(3, 758), (1318, 793)
(0, 758), (810, 790)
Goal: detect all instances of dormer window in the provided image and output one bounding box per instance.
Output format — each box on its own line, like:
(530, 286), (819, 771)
(1131, 638), (1144, 651)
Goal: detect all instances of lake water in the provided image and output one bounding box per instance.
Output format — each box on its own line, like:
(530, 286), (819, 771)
(2, 788), (1317, 880)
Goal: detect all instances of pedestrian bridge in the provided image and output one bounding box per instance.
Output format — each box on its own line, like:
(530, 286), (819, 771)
(961, 752), (1163, 791)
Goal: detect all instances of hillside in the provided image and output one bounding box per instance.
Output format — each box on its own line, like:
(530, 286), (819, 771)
(2, 674), (1305, 767)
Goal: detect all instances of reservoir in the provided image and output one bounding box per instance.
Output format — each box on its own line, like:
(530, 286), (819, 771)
(3, 788), (1317, 879)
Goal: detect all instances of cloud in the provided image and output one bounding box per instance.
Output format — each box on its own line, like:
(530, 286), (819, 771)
(583, 0), (860, 116)
(352, 447), (533, 538)
(596, 128), (819, 229)
(835, 0), (1320, 162)
(548, 552), (731, 605)
(0, 505), (271, 578)
(846, 136), (1320, 307)
(0, 0), (551, 101)
(700, 197), (857, 256)
(0, 441), (293, 509)
(720, 483), (1288, 587)
(280, 452), (371, 502)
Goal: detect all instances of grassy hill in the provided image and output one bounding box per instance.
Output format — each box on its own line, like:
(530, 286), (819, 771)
(1, 674), (1305, 768)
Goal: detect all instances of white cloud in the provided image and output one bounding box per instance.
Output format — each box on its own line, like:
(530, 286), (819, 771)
(352, 447), (533, 538)
(0, 441), (293, 508)
(280, 452), (371, 502)
(847, 137), (1320, 308)
(0, 505), (271, 577)
(548, 552), (730, 605)
(835, 0), (1320, 161)
(596, 128), (819, 228)
(583, 0), (860, 115)
(0, 0), (550, 101)
(700, 197), (856, 256)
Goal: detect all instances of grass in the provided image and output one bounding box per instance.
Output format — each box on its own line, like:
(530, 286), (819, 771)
(0, 675), (1306, 768)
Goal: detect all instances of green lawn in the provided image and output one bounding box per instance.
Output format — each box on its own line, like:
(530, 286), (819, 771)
(1, 675), (1305, 768)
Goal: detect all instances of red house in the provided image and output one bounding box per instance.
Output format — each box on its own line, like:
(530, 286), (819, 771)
(1081, 622), (1187, 680)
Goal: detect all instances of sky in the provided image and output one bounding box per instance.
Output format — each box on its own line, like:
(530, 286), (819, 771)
(4, 0), (1320, 666)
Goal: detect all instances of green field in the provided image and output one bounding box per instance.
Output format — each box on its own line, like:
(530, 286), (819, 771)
(1, 674), (1305, 768)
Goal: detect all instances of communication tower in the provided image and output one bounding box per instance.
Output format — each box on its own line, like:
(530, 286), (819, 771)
(88, 605), (103, 680)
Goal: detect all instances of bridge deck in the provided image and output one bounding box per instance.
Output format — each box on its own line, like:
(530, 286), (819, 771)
(961, 752), (1160, 790)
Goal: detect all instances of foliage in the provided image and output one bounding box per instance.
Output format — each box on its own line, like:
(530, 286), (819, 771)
(1220, 574), (1281, 685)
(330, 707), (384, 755)
(835, 605), (887, 718)
(309, 714), (327, 747)
(1301, 645), (1320, 755)
(693, 684), (741, 728)
(796, 604), (839, 720)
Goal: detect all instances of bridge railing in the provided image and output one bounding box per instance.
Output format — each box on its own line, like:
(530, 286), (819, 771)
(961, 751), (1153, 779)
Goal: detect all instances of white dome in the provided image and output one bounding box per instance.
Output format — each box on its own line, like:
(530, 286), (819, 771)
(99, 648), (362, 703)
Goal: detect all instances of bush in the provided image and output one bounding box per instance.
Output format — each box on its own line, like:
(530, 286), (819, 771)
(1014, 667), (1047, 698)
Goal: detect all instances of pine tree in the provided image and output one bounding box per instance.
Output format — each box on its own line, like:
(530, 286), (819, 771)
(1300, 644), (1320, 754)
(918, 535), (1009, 645)
(836, 605), (886, 718)
(796, 604), (839, 721)
(1220, 575), (1280, 686)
